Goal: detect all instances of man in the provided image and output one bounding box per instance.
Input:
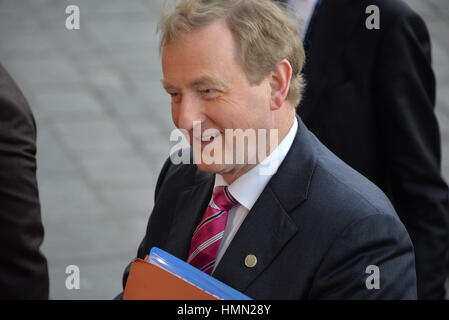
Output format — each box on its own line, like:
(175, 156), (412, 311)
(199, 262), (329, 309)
(283, 0), (449, 299)
(0, 63), (49, 299)
(119, 0), (416, 299)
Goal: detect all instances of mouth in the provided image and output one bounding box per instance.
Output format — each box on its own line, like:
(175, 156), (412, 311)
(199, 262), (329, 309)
(194, 131), (221, 147)
(201, 132), (221, 142)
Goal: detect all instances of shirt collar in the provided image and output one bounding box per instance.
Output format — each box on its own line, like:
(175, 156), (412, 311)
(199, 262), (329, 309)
(214, 117), (298, 210)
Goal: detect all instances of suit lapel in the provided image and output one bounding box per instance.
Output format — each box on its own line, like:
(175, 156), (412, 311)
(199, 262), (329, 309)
(163, 172), (214, 261)
(213, 116), (316, 293)
(212, 186), (298, 293)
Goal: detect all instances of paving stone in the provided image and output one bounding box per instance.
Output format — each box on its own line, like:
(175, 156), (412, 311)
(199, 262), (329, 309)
(41, 212), (124, 260)
(403, 0), (438, 19)
(36, 124), (79, 179)
(0, 30), (59, 61)
(46, 258), (124, 299)
(102, 44), (162, 85)
(1, 56), (84, 87)
(76, 150), (155, 187)
(84, 20), (159, 48)
(32, 87), (108, 119)
(94, 87), (153, 119)
(52, 119), (132, 152)
(98, 185), (155, 220)
(428, 0), (449, 20)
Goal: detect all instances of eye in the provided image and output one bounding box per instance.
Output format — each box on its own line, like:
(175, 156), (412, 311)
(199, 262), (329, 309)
(168, 91), (181, 103)
(200, 88), (220, 99)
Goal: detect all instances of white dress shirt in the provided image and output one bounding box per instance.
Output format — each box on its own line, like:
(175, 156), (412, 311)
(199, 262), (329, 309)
(287, 0), (319, 40)
(212, 117), (299, 272)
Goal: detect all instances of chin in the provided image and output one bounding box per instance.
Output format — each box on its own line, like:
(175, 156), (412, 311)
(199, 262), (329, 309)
(195, 161), (228, 174)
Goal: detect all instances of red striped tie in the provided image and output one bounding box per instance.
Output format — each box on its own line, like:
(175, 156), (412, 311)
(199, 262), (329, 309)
(187, 186), (239, 275)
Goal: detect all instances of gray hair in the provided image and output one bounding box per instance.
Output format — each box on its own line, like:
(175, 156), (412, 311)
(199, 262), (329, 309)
(158, 0), (306, 107)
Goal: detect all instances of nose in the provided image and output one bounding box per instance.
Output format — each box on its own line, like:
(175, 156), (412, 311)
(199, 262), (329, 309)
(172, 92), (205, 132)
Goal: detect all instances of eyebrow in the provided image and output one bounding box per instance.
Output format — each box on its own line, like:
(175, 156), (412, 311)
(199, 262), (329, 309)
(161, 76), (230, 91)
(161, 80), (177, 91)
(191, 76), (229, 90)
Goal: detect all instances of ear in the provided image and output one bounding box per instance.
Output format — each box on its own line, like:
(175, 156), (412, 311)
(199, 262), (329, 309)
(269, 59), (292, 110)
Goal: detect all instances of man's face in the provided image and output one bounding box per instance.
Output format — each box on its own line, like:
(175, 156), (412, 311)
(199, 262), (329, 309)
(162, 19), (273, 178)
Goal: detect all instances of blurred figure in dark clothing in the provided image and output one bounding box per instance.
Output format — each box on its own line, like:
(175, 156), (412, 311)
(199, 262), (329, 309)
(280, 0), (449, 299)
(0, 63), (49, 299)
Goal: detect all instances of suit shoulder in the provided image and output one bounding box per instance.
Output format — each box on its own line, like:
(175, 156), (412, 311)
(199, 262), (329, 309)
(0, 65), (35, 132)
(309, 138), (398, 222)
(357, 0), (423, 26)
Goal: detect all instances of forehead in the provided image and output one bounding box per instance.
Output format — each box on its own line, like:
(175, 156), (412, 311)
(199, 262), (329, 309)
(163, 18), (235, 56)
(161, 19), (244, 84)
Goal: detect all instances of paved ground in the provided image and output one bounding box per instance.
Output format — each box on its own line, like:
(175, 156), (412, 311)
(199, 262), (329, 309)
(0, 0), (448, 299)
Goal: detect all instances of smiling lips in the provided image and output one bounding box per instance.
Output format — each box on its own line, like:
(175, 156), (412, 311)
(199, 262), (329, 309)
(201, 132), (221, 142)
(193, 130), (222, 143)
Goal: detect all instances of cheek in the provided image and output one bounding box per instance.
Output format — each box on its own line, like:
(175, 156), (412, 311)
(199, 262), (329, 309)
(204, 98), (240, 128)
(203, 84), (271, 130)
(239, 90), (271, 126)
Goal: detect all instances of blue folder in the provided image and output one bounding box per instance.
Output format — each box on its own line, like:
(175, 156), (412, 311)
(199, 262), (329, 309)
(147, 247), (252, 300)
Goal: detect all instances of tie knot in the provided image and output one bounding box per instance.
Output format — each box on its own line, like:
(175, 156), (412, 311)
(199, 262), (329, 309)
(212, 186), (239, 211)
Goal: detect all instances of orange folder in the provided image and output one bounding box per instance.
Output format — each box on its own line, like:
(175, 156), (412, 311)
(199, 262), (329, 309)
(123, 258), (218, 300)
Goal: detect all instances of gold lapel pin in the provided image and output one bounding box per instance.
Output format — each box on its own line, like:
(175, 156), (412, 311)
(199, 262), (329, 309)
(245, 254), (257, 268)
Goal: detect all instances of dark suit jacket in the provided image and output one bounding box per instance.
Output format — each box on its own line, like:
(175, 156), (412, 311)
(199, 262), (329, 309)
(295, 0), (449, 299)
(120, 116), (416, 299)
(0, 63), (49, 299)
